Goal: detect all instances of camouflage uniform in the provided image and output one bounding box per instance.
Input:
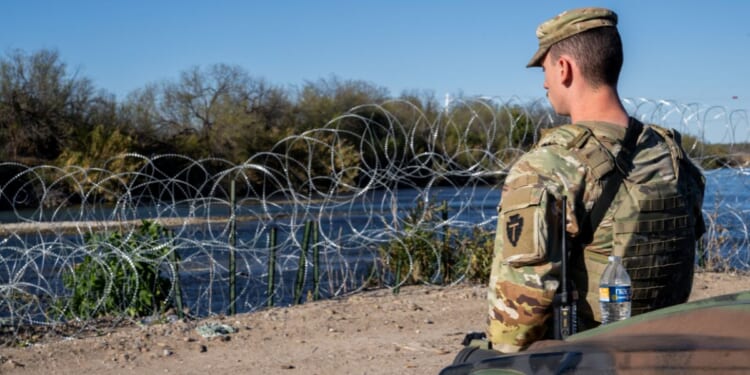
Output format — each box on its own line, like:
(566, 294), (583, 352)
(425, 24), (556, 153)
(487, 120), (705, 353)
(486, 8), (706, 352)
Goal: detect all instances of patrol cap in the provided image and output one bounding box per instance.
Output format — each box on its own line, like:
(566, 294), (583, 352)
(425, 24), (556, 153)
(527, 7), (618, 68)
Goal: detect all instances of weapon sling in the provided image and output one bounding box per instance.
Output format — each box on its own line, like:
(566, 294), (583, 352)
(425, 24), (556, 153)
(581, 118), (644, 241)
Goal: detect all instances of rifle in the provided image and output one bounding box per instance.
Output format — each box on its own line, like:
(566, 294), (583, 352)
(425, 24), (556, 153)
(553, 195), (577, 339)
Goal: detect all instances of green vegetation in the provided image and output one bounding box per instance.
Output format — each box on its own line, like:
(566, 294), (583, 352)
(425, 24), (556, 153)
(55, 220), (180, 319)
(379, 200), (495, 286)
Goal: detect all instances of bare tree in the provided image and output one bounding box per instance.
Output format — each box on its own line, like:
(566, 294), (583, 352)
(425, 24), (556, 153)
(0, 49), (103, 163)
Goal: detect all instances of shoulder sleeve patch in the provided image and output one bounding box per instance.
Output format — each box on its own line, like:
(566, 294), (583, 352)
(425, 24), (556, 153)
(500, 185), (556, 267)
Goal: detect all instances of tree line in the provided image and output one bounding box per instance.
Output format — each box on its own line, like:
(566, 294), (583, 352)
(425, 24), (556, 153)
(0, 49), (739, 209)
(1, 49), (553, 207)
(0, 49), (386, 165)
(1, 49), (546, 161)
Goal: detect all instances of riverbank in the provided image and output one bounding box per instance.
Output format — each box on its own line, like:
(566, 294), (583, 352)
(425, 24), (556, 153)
(0, 215), (253, 235)
(2, 271), (749, 375)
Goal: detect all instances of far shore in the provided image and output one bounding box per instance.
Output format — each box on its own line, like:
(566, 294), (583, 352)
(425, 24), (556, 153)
(0, 215), (265, 236)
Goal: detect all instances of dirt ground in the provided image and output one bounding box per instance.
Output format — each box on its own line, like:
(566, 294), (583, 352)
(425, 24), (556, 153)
(2, 271), (749, 375)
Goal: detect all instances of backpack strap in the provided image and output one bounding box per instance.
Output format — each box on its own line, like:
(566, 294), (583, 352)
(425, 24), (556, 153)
(580, 118), (644, 244)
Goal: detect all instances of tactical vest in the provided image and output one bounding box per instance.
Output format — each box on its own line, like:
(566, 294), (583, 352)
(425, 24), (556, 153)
(541, 121), (706, 323)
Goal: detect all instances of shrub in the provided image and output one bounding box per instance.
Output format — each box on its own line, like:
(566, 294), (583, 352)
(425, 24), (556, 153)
(379, 200), (495, 286)
(458, 226), (495, 284)
(56, 220), (179, 319)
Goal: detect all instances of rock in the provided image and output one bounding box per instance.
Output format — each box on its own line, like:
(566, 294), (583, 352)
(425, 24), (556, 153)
(2, 359), (25, 368)
(195, 323), (236, 338)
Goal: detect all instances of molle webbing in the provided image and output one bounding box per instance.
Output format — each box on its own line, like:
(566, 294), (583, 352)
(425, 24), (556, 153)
(614, 215), (690, 233)
(620, 237), (683, 257)
(637, 195), (685, 211)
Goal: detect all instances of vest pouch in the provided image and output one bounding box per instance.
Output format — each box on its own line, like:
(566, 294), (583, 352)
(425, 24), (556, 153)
(500, 185), (556, 267)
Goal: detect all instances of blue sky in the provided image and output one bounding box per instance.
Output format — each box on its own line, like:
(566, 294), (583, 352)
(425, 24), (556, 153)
(3, 1), (749, 140)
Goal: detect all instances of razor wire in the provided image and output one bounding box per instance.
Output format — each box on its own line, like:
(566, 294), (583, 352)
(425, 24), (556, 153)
(1, 97), (749, 337)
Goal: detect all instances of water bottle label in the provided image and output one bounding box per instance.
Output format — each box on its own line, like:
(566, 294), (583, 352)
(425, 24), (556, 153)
(599, 286), (631, 302)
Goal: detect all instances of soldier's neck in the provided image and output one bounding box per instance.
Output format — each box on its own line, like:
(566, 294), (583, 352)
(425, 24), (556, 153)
(568, 86), (629, 127)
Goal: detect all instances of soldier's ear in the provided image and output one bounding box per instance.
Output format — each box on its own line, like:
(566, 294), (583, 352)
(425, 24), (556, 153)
(558, 56), (574, 87)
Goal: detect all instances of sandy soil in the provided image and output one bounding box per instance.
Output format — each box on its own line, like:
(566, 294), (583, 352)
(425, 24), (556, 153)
(2, 271), (749, 375)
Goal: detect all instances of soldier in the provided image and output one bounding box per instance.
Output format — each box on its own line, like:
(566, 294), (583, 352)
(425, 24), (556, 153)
(485, 7), (706, 353)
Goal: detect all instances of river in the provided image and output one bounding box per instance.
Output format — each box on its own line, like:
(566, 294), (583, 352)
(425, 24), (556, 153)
(1, 168), (748, 318)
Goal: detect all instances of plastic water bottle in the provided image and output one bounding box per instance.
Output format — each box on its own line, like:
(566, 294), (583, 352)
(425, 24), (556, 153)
(599, 255), (631, 324)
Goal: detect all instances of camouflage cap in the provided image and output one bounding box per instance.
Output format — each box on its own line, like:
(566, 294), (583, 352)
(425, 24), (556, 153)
(527, 7), (618, 68)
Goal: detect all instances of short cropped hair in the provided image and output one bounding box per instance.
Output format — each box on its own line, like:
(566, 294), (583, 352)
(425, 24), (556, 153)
(548, 26), (623, 87)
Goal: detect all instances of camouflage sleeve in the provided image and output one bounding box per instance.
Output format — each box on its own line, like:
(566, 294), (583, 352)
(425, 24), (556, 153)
(487, 142), (586, 352)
